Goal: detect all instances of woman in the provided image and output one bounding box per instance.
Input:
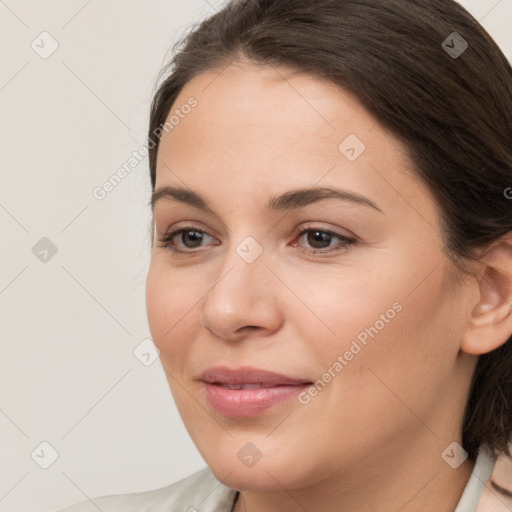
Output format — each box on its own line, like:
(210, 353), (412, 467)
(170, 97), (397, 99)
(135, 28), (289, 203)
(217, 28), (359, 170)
(57, 0), (512, 510)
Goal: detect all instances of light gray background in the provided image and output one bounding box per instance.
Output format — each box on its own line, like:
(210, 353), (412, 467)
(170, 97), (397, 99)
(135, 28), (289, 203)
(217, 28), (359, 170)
(0, 1), (510, 511)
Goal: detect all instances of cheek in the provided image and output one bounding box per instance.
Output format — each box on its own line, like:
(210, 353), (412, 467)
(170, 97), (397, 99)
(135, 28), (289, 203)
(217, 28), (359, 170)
(283, 266), (457, 461)
(145, 262), (199, 365)
(293, 266), (405, 361)
(341, 272), (458, 419)
(302, 258), (457, 394)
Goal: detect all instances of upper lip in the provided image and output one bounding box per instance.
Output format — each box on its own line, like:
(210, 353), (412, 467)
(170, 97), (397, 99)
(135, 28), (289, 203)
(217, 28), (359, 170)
(199, 366), (312, 386)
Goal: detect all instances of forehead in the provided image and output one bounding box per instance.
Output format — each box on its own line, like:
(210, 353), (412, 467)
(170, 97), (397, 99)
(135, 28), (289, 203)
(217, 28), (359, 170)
(164, 61), (379, 150)
(154, 62), (436, 222)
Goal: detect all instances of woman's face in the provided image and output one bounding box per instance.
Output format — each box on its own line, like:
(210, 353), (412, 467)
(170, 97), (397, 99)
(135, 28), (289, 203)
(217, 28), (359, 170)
(146, 61), (480, 491)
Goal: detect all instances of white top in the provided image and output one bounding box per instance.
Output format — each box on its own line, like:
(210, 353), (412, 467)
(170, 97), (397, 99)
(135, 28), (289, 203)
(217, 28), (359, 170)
(55, 445), (496, 512)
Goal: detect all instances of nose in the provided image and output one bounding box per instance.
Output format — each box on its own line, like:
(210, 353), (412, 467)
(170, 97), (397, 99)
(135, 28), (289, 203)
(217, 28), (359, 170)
(200, 241), (283, 342)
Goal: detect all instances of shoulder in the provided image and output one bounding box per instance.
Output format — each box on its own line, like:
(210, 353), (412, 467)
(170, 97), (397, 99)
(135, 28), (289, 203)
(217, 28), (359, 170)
(54, 467), (238, 512)
(455, 444), (497, 512)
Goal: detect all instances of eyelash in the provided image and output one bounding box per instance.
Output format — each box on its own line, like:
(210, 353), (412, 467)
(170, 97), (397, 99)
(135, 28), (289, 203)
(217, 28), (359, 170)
(157, 225), (356, 256)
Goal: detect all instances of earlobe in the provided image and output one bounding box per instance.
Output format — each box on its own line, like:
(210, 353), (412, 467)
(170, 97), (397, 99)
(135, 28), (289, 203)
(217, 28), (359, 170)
(461, 234), (512, 356)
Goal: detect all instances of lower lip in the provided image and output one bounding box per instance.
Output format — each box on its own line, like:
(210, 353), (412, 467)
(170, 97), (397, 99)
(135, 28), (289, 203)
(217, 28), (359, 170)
(202, 383), (310, 417)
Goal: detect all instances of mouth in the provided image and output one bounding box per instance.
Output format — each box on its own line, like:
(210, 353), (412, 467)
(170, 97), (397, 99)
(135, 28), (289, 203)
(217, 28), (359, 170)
(213, 383), (301, 390)
(198, 366), (313, 417)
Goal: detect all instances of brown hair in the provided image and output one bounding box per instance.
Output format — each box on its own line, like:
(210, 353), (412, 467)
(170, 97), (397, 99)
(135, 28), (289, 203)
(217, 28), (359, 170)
(147, 0), (512, 460)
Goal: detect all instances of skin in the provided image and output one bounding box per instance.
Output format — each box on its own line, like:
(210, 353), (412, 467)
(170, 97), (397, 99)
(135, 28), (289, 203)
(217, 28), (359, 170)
(145, 59), (512, 512)
(478, 452), (512, 511)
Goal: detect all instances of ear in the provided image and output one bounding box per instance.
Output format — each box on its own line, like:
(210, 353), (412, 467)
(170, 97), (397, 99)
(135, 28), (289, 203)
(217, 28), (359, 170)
(461, 232), (512, 355)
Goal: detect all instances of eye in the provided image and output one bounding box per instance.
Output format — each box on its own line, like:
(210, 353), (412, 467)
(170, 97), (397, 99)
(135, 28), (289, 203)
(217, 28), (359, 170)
(157, 224), (356, 256)
(158, 227), (218, 253)
(291, 226), (355, 255)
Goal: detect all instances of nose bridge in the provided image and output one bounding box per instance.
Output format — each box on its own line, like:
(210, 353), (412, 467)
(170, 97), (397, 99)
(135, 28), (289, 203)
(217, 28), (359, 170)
(200, 232), (281, 338)
(209, 233), (268, 305)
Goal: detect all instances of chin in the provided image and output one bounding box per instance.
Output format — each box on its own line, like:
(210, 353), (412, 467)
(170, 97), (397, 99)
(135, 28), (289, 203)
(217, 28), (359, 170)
(202, 447), (318, 492)
(209, 463), (299, 491)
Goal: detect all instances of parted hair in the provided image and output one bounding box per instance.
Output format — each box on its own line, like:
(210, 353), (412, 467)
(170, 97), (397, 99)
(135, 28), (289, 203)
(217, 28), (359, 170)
(147, 0), (512, 460)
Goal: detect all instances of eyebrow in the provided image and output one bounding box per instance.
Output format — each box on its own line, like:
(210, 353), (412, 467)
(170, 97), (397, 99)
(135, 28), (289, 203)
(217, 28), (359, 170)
(150, 185), (383, 213)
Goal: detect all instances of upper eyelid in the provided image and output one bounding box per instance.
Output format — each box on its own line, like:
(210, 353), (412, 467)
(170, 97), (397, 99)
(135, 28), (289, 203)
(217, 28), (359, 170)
(152, 197), (371, 235)
(162, 225), (354, 250)
(160, 223), (353, 239)
(156, 218), (223, 237)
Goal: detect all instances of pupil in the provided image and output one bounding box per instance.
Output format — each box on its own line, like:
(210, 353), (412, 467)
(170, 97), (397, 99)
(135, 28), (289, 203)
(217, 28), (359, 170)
(308, 231), (331, 249)
(184, 231), (203, 247)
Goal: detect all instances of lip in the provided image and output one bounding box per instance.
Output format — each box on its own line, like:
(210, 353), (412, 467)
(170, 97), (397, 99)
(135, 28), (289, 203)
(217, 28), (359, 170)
(199, 366), (313, 417)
